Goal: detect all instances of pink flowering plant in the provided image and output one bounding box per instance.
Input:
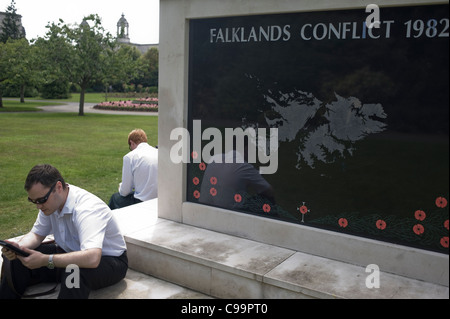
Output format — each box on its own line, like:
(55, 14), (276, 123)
(94, 98), (158, 112)
(136, 97), (159, 103)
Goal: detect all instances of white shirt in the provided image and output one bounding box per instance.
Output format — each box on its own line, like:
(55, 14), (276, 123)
(31, 185), (127, 257)
(119, 142), (158, 201)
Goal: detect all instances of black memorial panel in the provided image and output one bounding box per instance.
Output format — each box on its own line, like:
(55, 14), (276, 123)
(186, 5), (449, 253)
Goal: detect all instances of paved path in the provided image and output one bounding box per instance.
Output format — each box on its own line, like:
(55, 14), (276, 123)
(39, 102), (158, 116)
(2, 98), (158, 116)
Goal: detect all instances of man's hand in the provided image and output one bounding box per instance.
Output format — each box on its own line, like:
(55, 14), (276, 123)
(1, 241), (20, 261)
(17, 248), (47, 270)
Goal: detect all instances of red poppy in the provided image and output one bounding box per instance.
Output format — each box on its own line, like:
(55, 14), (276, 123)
(234, 194), (242, 203)
(191, 151), (198, 160)
(440, 237), (449, 248)
(210, 177), (217, 185)
(376, 219), (386, 230)
(192, 177), (199, 185)
(299, 205), (308, 215)
(413, 224), (424, 235)
(263, 204), (271, 213)
(338, 218), (348, 228)
(414, 210), (426, 221)
(444, 220), (449, 231)
(193, 190), (200, 199)
(199, 162), (206, 171)
(436, 197), (448, 208)
(209, 187), (217, 196)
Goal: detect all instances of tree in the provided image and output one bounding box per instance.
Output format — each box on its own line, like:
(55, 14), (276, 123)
(37, 14), (116, 115)
(2, 38), (40, 102)
(0, 0), (25, 106)
(136, 47), (159, 88)
(0, 41), (7, 107)
(0, 38), (36, 106)
(33, 20), (73, 100)
(0, 0), (25, 43)
(102, 44), (141, 101)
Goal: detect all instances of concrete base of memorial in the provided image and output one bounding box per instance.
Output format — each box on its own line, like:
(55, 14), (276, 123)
(115, 200), (448, 299)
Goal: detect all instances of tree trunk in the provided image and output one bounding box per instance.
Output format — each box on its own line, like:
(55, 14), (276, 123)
(79, 86), (85, 116)
(104, 84), (109, 102)
(20, 84), (25, 103)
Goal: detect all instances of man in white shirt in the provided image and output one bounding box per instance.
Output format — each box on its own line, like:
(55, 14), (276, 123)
(0, 164), (128, 299)
(108, 129), (158, 209)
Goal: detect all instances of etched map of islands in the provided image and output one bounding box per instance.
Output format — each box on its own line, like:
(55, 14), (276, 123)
(262, 89), (387, 169)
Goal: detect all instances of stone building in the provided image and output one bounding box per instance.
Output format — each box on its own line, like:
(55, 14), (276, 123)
(116, 13), (157, 54)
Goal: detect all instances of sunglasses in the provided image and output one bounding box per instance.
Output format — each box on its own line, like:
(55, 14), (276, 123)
(28, 182), (58, 205)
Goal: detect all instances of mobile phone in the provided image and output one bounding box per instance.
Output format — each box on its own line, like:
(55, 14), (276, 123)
(0, 240), (30, 257)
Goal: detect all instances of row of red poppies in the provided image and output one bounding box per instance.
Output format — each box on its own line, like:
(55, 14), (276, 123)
(192, 165), (448, 248)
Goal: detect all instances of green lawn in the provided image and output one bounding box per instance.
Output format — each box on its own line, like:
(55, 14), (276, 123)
(0, 100), (64, 112)
(0, 112), (158, 239)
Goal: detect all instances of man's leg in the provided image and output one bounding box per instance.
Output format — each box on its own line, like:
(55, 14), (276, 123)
(58, 252), (128, 299)
(0, 244), (59, 299)
(108, 192), (140, 210)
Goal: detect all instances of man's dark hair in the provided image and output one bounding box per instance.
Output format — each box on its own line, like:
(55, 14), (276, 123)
(24, 164), (66, 191)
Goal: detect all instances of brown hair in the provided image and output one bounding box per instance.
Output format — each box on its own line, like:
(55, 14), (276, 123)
(24, 164), (66, 191)
(128, 129), (147, 145)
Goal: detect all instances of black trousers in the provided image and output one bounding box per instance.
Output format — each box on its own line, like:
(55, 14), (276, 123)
(0, 244), (128, 299)
(108, 192), (142, 210)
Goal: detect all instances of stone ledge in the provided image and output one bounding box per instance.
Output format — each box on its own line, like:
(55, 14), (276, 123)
(182, 202), (449, 286)
(114, 200), (449, 299)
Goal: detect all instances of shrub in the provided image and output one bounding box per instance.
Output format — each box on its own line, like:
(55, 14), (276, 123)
(39, 80), (71, 99)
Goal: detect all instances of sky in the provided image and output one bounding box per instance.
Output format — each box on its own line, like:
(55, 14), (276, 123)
(0, 0), (160, 44)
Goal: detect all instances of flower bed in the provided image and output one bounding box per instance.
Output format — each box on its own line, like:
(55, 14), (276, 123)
(94, 98), (158, 112)
(135, 97), (159, 103)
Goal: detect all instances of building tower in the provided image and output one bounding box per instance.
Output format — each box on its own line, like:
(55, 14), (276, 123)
(117, 13), (130, 44)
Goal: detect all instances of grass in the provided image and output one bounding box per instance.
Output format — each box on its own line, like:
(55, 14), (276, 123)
(0, 100), (64, 112)
(0, 111), (158, 239)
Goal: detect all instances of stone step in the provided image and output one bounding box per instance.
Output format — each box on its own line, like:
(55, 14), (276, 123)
(21, 268), (210, 299)
(1, 242), (209, 300)
(115, 200), (449, 299)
